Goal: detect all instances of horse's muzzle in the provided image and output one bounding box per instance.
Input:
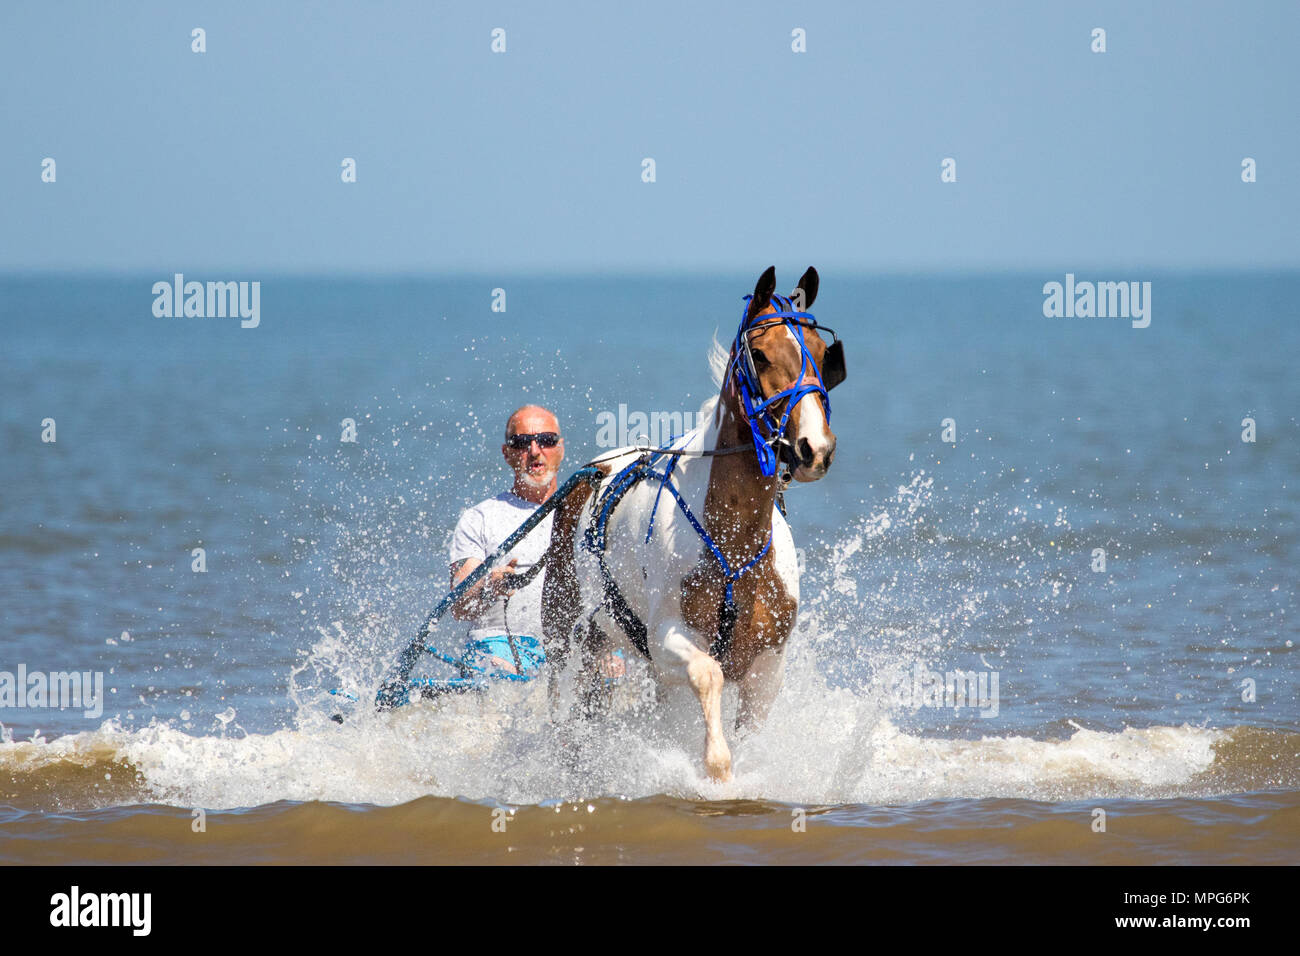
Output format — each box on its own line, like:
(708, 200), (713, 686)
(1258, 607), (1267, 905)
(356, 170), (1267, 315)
(793, 435), (836, 481)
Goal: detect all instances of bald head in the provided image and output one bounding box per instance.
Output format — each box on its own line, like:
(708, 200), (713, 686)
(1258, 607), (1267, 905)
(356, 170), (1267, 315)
(505, 405), (560, 440)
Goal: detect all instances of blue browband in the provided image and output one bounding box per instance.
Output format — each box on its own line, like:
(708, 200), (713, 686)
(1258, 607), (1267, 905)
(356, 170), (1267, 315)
(731, 293), (834, 477)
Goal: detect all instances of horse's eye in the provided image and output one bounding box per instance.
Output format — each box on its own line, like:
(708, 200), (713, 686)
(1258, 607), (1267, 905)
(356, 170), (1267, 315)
(750, 348), (770, 370)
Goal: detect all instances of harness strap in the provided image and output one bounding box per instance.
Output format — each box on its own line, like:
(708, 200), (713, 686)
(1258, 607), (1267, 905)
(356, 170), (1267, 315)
(582, 450), (772, 662)
(584, 457), (655, 657)
(420, 635), (545, 685)
(644, 437), (683, 544)
(599, 559), (650, 657)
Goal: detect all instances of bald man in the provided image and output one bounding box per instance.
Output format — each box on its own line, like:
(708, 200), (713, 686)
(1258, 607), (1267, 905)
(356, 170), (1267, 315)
(446, 406), (567, 680)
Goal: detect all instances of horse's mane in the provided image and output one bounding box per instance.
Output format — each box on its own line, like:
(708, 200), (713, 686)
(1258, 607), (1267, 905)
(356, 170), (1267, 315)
(698, 329), (729, 428)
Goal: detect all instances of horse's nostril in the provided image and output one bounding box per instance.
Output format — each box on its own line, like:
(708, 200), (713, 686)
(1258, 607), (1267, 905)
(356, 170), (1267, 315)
(797, 438), (814, 466)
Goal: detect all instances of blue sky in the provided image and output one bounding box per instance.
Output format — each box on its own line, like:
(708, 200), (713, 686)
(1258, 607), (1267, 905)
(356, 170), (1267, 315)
(2, 1), (1296, 274)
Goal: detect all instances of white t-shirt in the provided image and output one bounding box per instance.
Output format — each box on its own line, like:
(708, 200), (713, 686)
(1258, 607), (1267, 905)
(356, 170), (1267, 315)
(448, 490), (554, 639)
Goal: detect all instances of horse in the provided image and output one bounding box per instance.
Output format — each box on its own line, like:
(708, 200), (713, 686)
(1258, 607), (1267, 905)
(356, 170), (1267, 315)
(541, 266), (845, 782)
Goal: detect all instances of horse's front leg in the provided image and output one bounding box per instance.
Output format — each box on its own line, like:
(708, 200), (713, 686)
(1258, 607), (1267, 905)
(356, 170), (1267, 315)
(736, 645), (786, 733)
(659, 620), (731, 783)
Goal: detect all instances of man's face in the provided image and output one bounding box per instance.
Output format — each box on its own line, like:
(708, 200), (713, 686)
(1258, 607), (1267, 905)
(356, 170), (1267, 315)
(502, 410), (564, 489)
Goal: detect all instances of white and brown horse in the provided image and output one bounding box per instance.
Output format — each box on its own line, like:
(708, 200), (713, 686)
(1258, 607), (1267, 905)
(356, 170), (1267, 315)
(542, 266), (843, 782)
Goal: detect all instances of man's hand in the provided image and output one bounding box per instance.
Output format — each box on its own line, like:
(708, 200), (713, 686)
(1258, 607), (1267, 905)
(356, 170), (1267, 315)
(449, 557), (523, 620)
(485, 557), (522, 599)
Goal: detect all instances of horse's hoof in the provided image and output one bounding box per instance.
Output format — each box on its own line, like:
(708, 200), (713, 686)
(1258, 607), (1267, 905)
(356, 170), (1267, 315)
(704, 743), (733, 783)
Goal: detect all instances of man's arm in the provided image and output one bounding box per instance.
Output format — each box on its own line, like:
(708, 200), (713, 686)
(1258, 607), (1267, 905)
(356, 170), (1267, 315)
(448, 557), (521, 621)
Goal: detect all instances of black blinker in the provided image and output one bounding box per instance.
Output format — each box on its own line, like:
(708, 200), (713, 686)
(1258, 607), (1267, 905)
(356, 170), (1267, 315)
(822, 340), (846, 390)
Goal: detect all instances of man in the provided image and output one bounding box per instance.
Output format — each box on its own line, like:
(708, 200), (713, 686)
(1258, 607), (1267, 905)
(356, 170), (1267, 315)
(447, 405), (567, 681)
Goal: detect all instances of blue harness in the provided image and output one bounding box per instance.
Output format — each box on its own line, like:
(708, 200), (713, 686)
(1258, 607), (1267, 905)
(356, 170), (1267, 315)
(582, 295), (834, 661)
(584, 440), (773, 660)
(397, 633), (547, 698)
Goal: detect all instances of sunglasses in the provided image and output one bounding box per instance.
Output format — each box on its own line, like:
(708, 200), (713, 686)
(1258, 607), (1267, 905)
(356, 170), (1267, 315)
(506, 431), (561, 450)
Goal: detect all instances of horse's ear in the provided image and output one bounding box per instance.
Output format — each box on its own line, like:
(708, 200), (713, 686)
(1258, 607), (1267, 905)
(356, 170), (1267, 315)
(747, 266), (777, 321)
(794, 266), (819, 310)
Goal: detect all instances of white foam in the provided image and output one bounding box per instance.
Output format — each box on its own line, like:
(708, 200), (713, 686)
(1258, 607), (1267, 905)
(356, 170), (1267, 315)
(1, 670), (1225, 810)
(0, 468), (1228, 809)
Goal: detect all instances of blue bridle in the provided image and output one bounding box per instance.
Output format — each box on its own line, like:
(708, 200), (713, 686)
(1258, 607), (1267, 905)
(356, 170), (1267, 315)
(731, 293), (835, 478)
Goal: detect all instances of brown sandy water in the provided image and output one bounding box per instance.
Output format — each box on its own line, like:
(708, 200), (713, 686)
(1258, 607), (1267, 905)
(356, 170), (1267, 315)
(3, 791), (1297, 866)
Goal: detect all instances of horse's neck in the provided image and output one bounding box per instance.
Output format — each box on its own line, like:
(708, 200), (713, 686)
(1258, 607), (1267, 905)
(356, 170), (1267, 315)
(703, 383), (778, 557)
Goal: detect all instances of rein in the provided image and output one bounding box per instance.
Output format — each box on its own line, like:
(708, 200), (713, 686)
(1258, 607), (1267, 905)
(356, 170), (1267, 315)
(586, 441), (753, 465)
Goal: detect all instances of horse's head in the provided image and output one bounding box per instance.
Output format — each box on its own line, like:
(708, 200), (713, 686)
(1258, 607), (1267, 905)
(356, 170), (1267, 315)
(732, 266), (845, 482)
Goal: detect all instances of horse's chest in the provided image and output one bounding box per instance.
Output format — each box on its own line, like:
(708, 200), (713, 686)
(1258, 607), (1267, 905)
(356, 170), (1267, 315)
(678, 554), (797, 680)
(679, 559), (723, 637)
